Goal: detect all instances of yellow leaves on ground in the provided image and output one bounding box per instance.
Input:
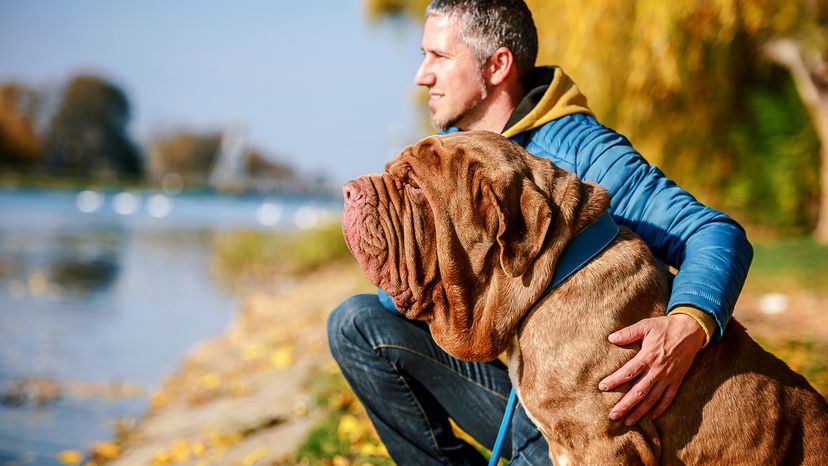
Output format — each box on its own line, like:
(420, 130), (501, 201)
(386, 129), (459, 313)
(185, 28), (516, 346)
(200, 373), (221, 390)
(148, 434), (275, 466)
(336, 414), (389, 460)
(270, 346), (294, 369)
(190, 441), (207, 457)
(150, 390), (170, 410)
(761, 339), (828, 397)
(241, 341), (294, 368)
(241, 447), (269, 465)
(242, 343), (266, 361)
(329, 454), (380, 466)
(354, 442), (387, 457)
(150, 330), (300, 410)
(337, 414), (363, 442)
(207, 430), (242, 449)
(332, 455), (350, 466)
(90, 441), (121, 460)
(56, 442), (120, 465)
(56, 450), (83, 465)
(152, 437), (216, 465)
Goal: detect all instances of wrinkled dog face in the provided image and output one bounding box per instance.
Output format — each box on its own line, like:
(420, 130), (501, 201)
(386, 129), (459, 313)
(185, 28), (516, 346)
(342, 131), (563, 360)
(341, 138), (439, 319)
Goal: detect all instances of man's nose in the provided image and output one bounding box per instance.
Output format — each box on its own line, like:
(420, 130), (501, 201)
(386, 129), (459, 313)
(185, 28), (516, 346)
(414, 60), (434, 87)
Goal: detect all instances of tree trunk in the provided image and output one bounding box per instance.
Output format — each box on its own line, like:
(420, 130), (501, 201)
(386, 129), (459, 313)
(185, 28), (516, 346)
(765, 38), (828, 242)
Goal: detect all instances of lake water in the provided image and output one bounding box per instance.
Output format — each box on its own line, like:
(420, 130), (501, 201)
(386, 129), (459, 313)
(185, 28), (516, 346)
(0, 188), (341, 465)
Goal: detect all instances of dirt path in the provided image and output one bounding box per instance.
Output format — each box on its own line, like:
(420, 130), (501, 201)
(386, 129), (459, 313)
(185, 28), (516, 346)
(109, 262), (373, 466)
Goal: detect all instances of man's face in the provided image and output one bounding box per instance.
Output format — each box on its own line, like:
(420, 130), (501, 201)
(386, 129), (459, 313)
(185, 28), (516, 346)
(415, 15), (488, 131)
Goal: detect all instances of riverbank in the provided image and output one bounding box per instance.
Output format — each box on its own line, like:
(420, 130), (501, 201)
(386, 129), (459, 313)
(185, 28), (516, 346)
(99, 262), (374, 466)
(72, 259), (828, 465)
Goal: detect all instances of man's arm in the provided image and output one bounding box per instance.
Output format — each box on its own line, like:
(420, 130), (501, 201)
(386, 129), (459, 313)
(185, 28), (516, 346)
(553, 115), (753, 424)
(574, 122), (753, 338)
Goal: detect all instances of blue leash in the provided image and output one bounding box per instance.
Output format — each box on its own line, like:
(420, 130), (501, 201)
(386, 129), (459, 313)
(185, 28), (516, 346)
(378, 212), (620, 464)
(488, 388), (518, 466)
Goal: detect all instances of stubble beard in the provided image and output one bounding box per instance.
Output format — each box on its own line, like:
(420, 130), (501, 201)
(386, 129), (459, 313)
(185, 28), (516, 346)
(431, 71), (489, 132)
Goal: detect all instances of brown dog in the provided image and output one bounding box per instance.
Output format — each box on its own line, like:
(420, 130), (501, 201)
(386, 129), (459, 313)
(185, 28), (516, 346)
(341, 131), (828, 465)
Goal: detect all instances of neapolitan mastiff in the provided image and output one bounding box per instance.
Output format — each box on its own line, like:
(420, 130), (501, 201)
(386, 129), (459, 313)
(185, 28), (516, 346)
(341, 131), (828, 465)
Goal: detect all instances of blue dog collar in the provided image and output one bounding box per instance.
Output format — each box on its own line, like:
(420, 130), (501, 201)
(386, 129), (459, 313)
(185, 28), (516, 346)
(545, 210), (620, 293)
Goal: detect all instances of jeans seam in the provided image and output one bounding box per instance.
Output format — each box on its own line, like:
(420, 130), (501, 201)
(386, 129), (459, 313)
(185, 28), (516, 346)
(512, 428), (545, 465)
(515, 449), (545, 466)
(388, 359), (453, 465)
(375, 343), (509, 401)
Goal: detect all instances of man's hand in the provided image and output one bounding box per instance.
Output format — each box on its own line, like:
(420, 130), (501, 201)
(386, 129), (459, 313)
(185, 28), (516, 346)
(598, 314), (706, 426)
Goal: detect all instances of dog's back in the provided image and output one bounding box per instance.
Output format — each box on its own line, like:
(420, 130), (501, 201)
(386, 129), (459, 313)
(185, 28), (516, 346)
(513, 227), (828, 465)
(661, 320), (828, 464)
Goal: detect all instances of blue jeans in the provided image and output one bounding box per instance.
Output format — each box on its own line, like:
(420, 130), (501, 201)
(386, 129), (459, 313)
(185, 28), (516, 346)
(327, 294), (552, 465)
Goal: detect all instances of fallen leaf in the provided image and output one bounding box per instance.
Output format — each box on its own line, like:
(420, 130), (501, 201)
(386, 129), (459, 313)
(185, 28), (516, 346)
(270, 347), (294, 369)
(201, 373), (221, 390)
(56, 450), (83, 465)
(151, 391), (170, 410)
(152, 449), (172, 465)
(169, 439), (191, 463)
(242, 344), (265, 361)
(241, 447), (269, 465)
(337, 414), (364, 442)
(191, 441), (207, 457)
(90, 441), (120, 460)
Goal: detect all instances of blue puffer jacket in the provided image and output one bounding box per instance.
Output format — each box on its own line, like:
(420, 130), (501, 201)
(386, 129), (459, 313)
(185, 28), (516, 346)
(381, 67), (753, 342)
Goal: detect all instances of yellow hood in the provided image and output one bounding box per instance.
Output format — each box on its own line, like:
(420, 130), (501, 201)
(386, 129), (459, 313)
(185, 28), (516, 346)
(502, 66), (593, 139)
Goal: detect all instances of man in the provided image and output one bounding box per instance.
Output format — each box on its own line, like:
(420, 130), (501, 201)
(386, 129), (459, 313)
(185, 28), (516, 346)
(328, 0), (753, 464)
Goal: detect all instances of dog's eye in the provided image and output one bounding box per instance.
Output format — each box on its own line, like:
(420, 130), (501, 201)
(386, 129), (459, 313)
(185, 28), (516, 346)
(396, 167), (420, 190)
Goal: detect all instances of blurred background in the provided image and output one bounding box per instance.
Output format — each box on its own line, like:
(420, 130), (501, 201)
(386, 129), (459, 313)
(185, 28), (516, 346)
(0, 1), (826, 465)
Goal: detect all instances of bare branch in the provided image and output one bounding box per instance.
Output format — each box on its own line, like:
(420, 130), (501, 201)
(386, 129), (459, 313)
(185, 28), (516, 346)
(764, 37), (823, 111)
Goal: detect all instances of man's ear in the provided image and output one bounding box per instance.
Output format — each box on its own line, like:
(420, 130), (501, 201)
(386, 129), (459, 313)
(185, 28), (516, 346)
(495, 179), (552, 277)
(487, 47), (515, 86)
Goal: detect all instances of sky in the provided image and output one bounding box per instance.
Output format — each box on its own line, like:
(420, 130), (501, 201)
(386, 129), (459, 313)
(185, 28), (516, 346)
(0, 0), (428, 185)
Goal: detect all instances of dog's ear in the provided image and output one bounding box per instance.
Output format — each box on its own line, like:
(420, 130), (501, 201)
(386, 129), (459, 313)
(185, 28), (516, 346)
(495, 178), (552, 277)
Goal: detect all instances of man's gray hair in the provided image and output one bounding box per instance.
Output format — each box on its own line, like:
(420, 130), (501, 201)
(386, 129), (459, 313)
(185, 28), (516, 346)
(426, 0), (538, 80)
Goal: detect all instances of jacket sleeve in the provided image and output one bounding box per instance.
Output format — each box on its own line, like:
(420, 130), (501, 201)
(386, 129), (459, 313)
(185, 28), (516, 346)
(564, 116), (753, 342)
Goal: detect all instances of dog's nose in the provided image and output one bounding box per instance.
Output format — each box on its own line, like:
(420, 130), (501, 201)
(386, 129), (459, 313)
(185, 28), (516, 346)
(343, 180), (364, 204)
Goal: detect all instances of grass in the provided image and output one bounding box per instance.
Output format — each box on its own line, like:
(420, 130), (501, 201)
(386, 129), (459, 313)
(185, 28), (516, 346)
(209, 221), (353, 293)
(275, 364), (394, 466)
(723, 236), (828, 396)
(744, 237), (828, 293)
(756, 337), (828, 397)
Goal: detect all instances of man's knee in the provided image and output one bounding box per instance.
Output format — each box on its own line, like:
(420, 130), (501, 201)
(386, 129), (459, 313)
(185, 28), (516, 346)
(327, 293), (383, 360)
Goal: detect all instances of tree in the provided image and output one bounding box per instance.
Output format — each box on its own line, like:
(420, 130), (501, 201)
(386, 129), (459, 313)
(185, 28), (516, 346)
(45, 75), (143, 179)
(365, 0), (828, 239)
(147, 129), (295, 191)
(0, 82), (43, 167)
(764, 31), (828, 240)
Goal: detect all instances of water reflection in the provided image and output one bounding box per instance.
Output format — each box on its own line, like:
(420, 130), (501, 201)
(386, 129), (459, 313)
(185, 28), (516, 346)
(0, 188), (340, 465)
(48, 256), (120, 295)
